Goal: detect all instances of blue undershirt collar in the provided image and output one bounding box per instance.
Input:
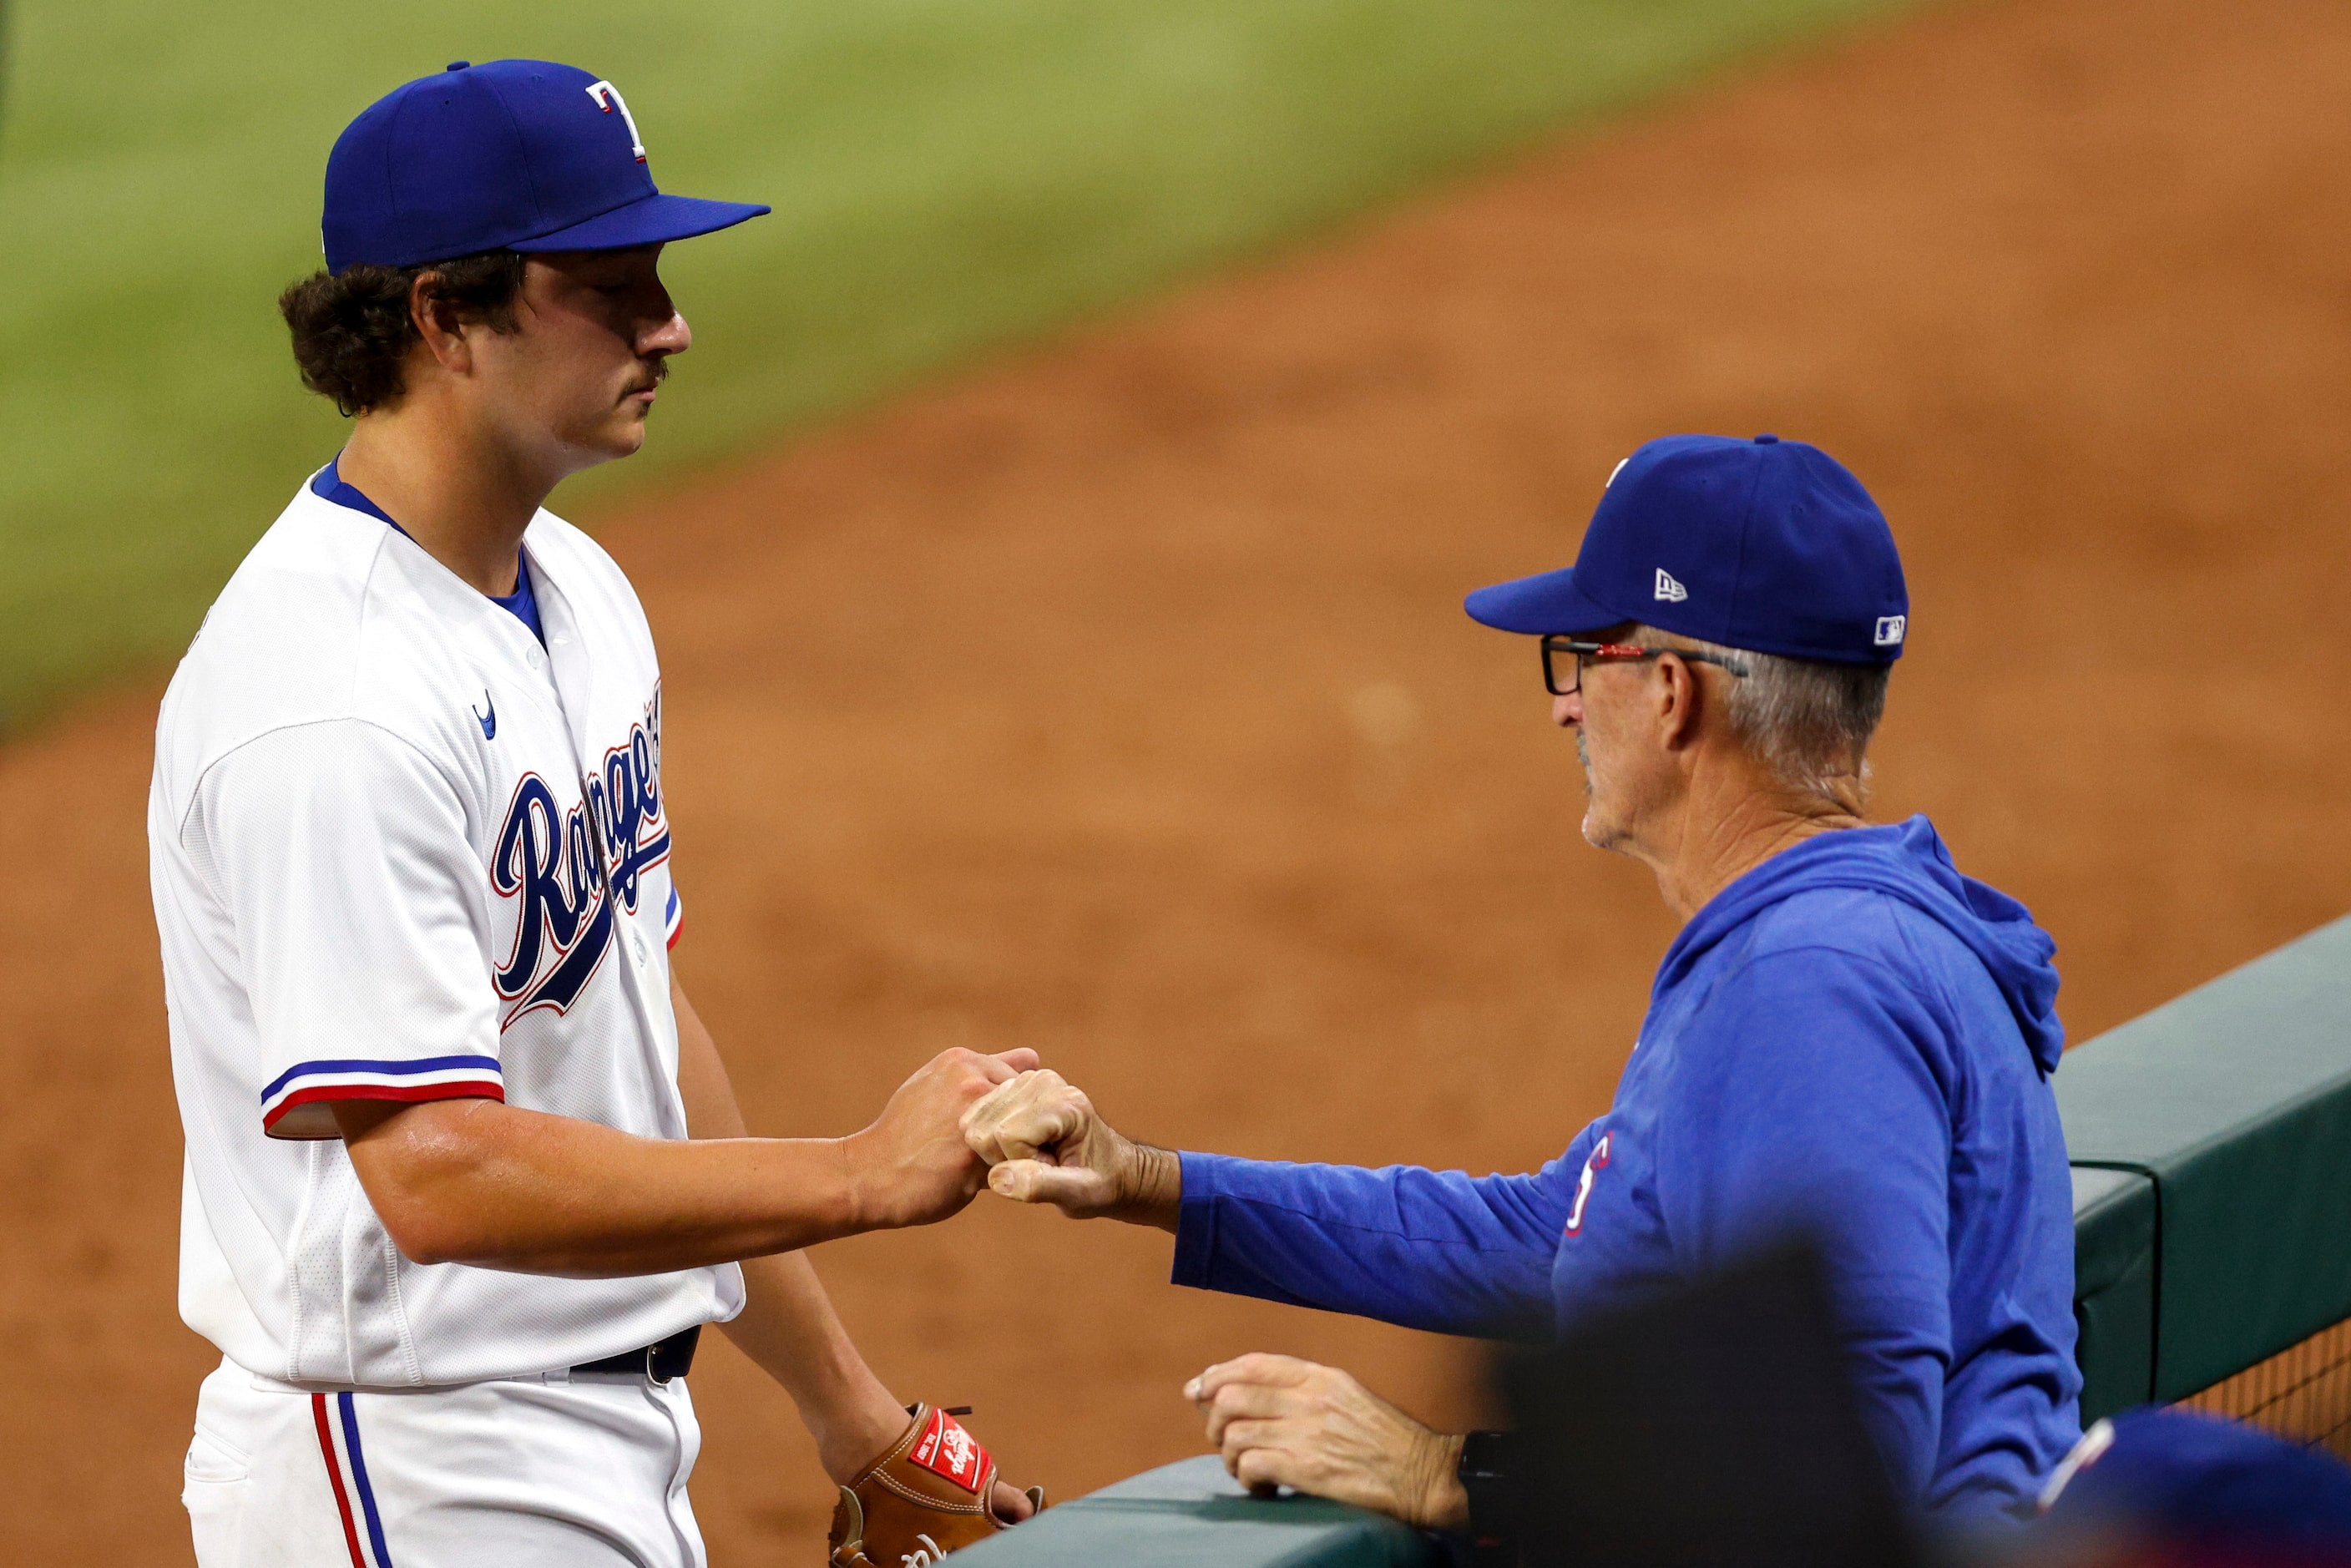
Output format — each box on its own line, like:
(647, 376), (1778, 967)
(311, 455), (546, 646)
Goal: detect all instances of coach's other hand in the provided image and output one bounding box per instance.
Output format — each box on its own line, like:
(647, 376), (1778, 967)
(843, 1049), (1039, 1230)
(1188, 1354), (1469, 1530)
(962, 1070), (1182, 1231)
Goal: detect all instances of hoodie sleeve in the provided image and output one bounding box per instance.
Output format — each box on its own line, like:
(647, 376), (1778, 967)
(1654, 947), (1957, 1504)
(1169, 1127), (1600, 1343)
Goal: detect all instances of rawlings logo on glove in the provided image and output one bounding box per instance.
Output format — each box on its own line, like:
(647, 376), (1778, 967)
(828, 1403), (1044, 1567)
(907, 1407), (987, 1491)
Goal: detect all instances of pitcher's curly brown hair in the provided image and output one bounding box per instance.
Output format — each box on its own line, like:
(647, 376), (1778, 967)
(277, 251), (528, 415)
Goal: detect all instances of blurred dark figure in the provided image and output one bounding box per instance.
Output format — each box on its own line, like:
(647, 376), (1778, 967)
(1488, 1242), (1919, 1568)
(2035, 1408), (2351, 1566)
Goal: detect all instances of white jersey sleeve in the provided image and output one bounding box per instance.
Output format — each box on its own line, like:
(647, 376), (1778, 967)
(185, 719), (504, 1139)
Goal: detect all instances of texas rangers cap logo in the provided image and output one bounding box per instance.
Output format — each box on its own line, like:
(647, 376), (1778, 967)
(584, 79), (648, 163)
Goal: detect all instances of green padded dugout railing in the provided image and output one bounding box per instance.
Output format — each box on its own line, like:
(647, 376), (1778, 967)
(2060, 913), (2351, 1408)
(2070, 1166), (2157, 1420)
(953, 1455), (1441, 1567)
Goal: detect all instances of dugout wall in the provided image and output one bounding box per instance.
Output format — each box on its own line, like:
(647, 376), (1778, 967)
(2062, 912), (2351, 1434)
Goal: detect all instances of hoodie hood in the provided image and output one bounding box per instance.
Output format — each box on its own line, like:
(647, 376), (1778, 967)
(1660, 815), (2064, 1074)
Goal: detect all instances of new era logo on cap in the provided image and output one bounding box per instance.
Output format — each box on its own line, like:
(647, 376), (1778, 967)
(1654, 569), (1688, 603)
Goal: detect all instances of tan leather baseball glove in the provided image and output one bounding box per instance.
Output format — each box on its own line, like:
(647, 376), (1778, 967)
(828, 1402), (1044, 1566)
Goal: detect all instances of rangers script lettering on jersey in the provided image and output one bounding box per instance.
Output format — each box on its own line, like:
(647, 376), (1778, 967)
(151, 477), (743, 1387)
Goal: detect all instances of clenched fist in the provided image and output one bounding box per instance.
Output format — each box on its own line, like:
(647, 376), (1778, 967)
(843, 1048), (1039, 1230)
(958, 1070), (1181, 1230)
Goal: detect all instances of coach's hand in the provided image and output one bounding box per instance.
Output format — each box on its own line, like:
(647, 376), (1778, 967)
(962, 1070), (1182, 1231)
(843, 1049), (1039, 1230)
(1189, 1354), (1469, 1530)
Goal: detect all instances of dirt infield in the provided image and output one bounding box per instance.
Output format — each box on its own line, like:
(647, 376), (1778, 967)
(8, 0), (2351, 1557)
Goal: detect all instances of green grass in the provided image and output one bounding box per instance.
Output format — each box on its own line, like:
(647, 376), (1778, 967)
(0, 0), (1911, 730)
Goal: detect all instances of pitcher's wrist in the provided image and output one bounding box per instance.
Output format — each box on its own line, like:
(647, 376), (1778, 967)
(807, 1376), (913, 1483)
(837, 1131), (901, 1232)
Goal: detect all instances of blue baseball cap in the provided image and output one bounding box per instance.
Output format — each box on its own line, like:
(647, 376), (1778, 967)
(2042, 1410), (2351, 1550)
(322, 60), (769, 271)
(1465, 434), (1909, 665)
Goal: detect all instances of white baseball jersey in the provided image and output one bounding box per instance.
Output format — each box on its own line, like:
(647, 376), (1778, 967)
(150, 473), (744, 1388)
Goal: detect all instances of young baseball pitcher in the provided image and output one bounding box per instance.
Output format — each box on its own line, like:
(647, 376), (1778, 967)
(150, 59), (1039, 1567)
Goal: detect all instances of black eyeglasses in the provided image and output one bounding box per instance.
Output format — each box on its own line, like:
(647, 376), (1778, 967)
(1541, 636), (1752, 697)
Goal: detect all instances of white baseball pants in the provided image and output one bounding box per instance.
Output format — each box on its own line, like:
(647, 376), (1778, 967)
(182, 1355), (709, 1567)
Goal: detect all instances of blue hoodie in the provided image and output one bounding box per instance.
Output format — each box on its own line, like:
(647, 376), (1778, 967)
(1172, 817), (2081, 1515)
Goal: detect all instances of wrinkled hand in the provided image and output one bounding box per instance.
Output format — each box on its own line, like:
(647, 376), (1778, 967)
(1187, 1353), (1468, 1530)
(960, 1070), (1180, 1228)
(845, 1049), (1039, 1229)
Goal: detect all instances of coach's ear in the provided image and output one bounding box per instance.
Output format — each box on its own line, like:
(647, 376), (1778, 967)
(1652, 649), (1708, 754)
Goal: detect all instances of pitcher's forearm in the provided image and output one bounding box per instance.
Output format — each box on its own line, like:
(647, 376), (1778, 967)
(725, 1250), (880, 1409)
(724, 1250), (908, 1478)
(340, 1096), (881, 1274)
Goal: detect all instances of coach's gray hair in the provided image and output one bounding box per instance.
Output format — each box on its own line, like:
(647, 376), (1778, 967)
(1633, 624), (1890, 802)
